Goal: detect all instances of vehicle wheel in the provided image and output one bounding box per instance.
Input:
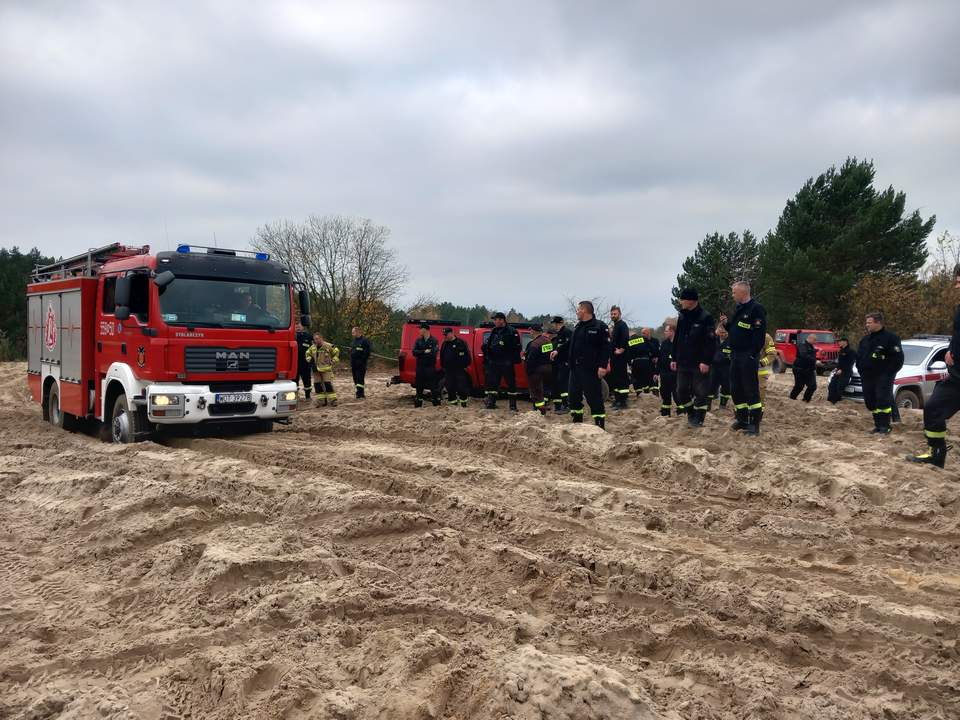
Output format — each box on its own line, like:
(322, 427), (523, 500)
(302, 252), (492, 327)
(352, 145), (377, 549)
(772, 356), (784, 374)
(111, 394), (145, 444)
(601, 378), (610, 401)
(254, 419), (274, 433)
(896, 389), (920, 410)
(48, 383), (77, 432)
(437, 377), (448, 402)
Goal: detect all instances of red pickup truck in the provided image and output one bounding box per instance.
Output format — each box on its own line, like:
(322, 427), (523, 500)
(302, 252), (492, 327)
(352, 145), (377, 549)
(772, 329), (841, 374)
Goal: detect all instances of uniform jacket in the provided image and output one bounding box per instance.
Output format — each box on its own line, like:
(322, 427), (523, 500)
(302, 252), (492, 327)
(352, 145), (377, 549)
(793, 340), (817, 370)
(412, 335), (440, 367)
(306, 341), (338, 371)
(629, 335), (658, 362)
(713, 336), (732, 365)
(440, 337), (472, 371)
(657, 338), (675, 377)
(856, 328), (904, 377)
(725, 298), (767, 356)
(611, 320), (629, 354)
(482, 325), (522, 365)
(675, 304), (715, 369)
(758, 334), (776, 376)
(568, 317), (611, 368)
(949, 304), (960, 382)
(295, 330), (313, 368)
(350, 336), (371, 364)
(525, 334), (554, 372)
(553, 325), (572, 363)
(836, 346), (856, 375)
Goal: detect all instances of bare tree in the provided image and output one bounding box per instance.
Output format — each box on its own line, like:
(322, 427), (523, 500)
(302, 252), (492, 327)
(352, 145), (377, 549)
(252, 215), (408, 344)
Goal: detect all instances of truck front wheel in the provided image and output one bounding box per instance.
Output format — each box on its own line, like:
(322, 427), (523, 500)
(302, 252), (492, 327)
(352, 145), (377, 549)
(111, 394), (145, 443)
(48, 384), (77, 432)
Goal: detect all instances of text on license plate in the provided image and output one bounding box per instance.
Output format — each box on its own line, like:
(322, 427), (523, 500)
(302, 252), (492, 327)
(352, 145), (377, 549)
(216, 393), (252, 403)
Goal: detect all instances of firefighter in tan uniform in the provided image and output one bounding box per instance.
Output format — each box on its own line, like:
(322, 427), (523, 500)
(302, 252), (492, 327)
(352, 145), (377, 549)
(757, 333), (776, 405)
(306, 332), (340, 407)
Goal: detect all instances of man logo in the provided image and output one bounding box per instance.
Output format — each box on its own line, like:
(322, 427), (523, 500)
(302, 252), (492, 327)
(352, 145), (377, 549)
(216, 351), (250, 360)
(137, 347), (146, 368)
(228, 360), (238, 370)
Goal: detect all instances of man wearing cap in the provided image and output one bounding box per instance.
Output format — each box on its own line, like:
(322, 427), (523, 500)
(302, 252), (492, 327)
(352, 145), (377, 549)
(543, 326), (560, 409)
(440, 326), (472, 408)
(827, 336), (855, 404)
(525, 324), (554, 415)
(609, 306), (631, 410)
(411, 323), (441, 408)
(563, 301), (611, 428)
(629, 327), (659, 396)
(349, 326), (372, 399)
(672, 288), (715, 428)
(551, 316), (572, 413)
(295, 320), (314, 402)
(481, 312), (523, 411)
(720, 281), (767, 436)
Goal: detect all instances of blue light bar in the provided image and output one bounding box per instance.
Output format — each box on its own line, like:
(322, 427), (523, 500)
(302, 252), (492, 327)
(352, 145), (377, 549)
(177, 244), (192, 252)
(255, 252), (269, 261)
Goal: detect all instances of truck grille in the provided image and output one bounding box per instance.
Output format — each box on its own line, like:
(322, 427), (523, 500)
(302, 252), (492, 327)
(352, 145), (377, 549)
(184, 347), (277, 374)
(821, 350), (839, 361)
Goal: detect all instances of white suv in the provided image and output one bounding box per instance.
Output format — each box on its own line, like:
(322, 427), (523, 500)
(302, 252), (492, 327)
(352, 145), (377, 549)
(838, 336), (951, 409)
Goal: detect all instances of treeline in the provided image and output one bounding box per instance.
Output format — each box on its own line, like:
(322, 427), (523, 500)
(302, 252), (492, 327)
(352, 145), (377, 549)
(0, 247), (54, 360)
(673, 157), (944, 343)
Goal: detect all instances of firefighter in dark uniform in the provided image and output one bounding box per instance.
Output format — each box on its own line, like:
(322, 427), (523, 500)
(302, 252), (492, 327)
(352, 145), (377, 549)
(827, 337), (855, 404)
(908, 267), (960, 468)
(559, 301), (611, 428)
(551, 315), (572, 414)
(295, 320), (313, 401)
(672, 288), (715, 428)
(721, 281), (767, 436)
(789, 333), (820, 402)
(349, 326), (372, 399)
(525, 324), (554, 415)
(411, 323), (441, 408)
(857, 312), (904, 435)
(656, 323), (677, 416)
(440, 327), (472, 407)
(629, 328), (658, 396)
(710, 324), (732, 409)
(609, 305), (631, 410)
(543, 326), (559, 407)
(482, 312), (522, 411)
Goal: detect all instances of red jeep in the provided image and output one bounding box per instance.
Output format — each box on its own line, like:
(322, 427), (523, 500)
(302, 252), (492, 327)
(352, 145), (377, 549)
(773, 329), (841, 374)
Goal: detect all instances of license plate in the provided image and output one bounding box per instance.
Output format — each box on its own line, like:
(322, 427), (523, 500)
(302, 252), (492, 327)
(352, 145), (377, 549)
(215, 393), (251, 403)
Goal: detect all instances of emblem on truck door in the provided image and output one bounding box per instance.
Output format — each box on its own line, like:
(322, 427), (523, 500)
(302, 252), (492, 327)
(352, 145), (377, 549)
(137, 347), (146, 368)
(45, 301), (57, 351)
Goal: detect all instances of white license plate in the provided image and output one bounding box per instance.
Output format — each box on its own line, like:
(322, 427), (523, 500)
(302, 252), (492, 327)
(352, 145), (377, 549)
(216, 393), (252, 403)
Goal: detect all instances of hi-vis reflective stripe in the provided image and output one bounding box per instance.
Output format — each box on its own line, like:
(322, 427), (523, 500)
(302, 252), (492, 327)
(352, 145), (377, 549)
(738, 321), (751, 329)
(542, 343), (554, 353)
(628, 337), (644, 346)
(926, 430), (947, 439)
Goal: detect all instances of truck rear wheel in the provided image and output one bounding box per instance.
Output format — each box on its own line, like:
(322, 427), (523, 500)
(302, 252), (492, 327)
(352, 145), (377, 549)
(48, 384), (77, 432)
(111, 394), (145, 444)
(772, 356), (785, 374)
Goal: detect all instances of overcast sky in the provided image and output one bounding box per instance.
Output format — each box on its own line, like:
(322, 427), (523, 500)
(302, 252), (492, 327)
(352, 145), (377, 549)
(2, 0), (957, 327)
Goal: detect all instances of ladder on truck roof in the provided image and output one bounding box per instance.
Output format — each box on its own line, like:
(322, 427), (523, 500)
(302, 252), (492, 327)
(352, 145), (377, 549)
(31, 243), (149, 282)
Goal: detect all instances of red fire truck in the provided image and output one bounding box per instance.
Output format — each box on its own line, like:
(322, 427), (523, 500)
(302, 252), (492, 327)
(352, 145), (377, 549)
(27, 243), (312, 442)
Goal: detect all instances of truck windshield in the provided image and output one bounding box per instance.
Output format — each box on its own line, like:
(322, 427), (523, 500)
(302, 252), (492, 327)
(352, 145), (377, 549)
(157, 277), (291, 329)
(815, 333), (836, 344)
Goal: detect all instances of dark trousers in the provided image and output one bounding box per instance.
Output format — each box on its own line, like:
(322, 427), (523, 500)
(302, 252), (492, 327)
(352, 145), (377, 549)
(569, 363), (605, 418)
(551, 363), (570, 402)
(827, 371), (847, 403)
(484, 363), (517, 397)
(610, 354), (630, 401)
(351, 360), (367, 389)
(443, 367), (470, 403)
(659, 372), (676, 410)
(676, 366), (712, 411)
(710, 363), (731, 400)
(790, 367), (817, 401)
(730, 350), (762, 411)
(632, 358), (655, 392)
(862, 372), (895, 427)
(297, 362), (312, 393)
(528, 364), (552, 408)
(922, 374), (960, 446)
(415, 365), (439, 400)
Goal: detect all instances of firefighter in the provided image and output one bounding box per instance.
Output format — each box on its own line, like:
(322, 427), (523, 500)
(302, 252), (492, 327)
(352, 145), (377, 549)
(609, 305), (631, 410)
(656, 323), (677, 416)
(306, 331), (339, 407)
(672, 288), (715, 428)
(757, 332), (776, 405)
(710, 324), (732, 410)
(543, 326), (560, 408)
(349, 326), (372, 399)
(482, 312), (522, 411)
(560, 301), (611, 428)
(907, 266), (960, 468)
(551, 315), (572, 414)
(439, 327), (472, 407)
(295, 320), (313, 401)
(411, 323), (441, 408)
(720, 281), (767, 436)
(828, 337), (855, 404)
(856, 312), (904, 435)
(525, 324), (554, 415)
(629, 327), (658, 397)
(789, 333), (821, 402)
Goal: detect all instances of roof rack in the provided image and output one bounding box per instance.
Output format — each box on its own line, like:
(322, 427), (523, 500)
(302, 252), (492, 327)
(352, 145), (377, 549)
(32, 243), (150, 282)
(406, 319), (462, 326)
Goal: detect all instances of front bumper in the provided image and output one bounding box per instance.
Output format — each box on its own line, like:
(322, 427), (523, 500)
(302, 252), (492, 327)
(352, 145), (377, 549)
(144, 381), (299, 424)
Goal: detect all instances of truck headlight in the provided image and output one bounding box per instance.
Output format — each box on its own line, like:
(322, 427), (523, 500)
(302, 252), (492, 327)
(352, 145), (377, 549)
(152, 394), (181, 406)
(281, 391), (297, 402)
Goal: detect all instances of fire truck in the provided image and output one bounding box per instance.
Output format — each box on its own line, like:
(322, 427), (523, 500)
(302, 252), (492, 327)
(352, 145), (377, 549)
(27, 243), (312, 442)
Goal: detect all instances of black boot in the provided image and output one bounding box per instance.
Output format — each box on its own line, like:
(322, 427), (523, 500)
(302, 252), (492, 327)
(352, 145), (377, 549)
(554, 402), (563, 414)
(906, 444), (948, 469)
(356, 388), (362, 399)
(660, 407), (671, 417)
(572, 412), (583, 423)
(509, 397), (518, 412)
(432, 397), (441, 406)
(414, 397), (423, 408)
(304, 389), (311, 400)
(594, 416), (605, 430)
(868, 413), (891, 435)
(560, 399), (570, 414)
(676, 406), (687, 416)
(686, 409), (704, 428)
(484, 395), (497, 410)
(651, 388), (659, 397)
(460, 400), (468, 408)
(731, 408), (749, 430)
(747, 408), (761, 436)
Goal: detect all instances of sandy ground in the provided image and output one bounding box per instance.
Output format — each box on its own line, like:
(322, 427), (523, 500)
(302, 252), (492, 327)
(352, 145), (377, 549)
(1, 361), (959, 720)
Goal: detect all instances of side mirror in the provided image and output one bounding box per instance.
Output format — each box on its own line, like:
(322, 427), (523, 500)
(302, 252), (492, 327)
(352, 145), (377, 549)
(115, 276), (131, 308)
(301, 314), (312, 328)
(930, 361), (948, 371)
(154, 270), (175, 287)
(115, 306), (131, 321)
(298, 289), (312, 315)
